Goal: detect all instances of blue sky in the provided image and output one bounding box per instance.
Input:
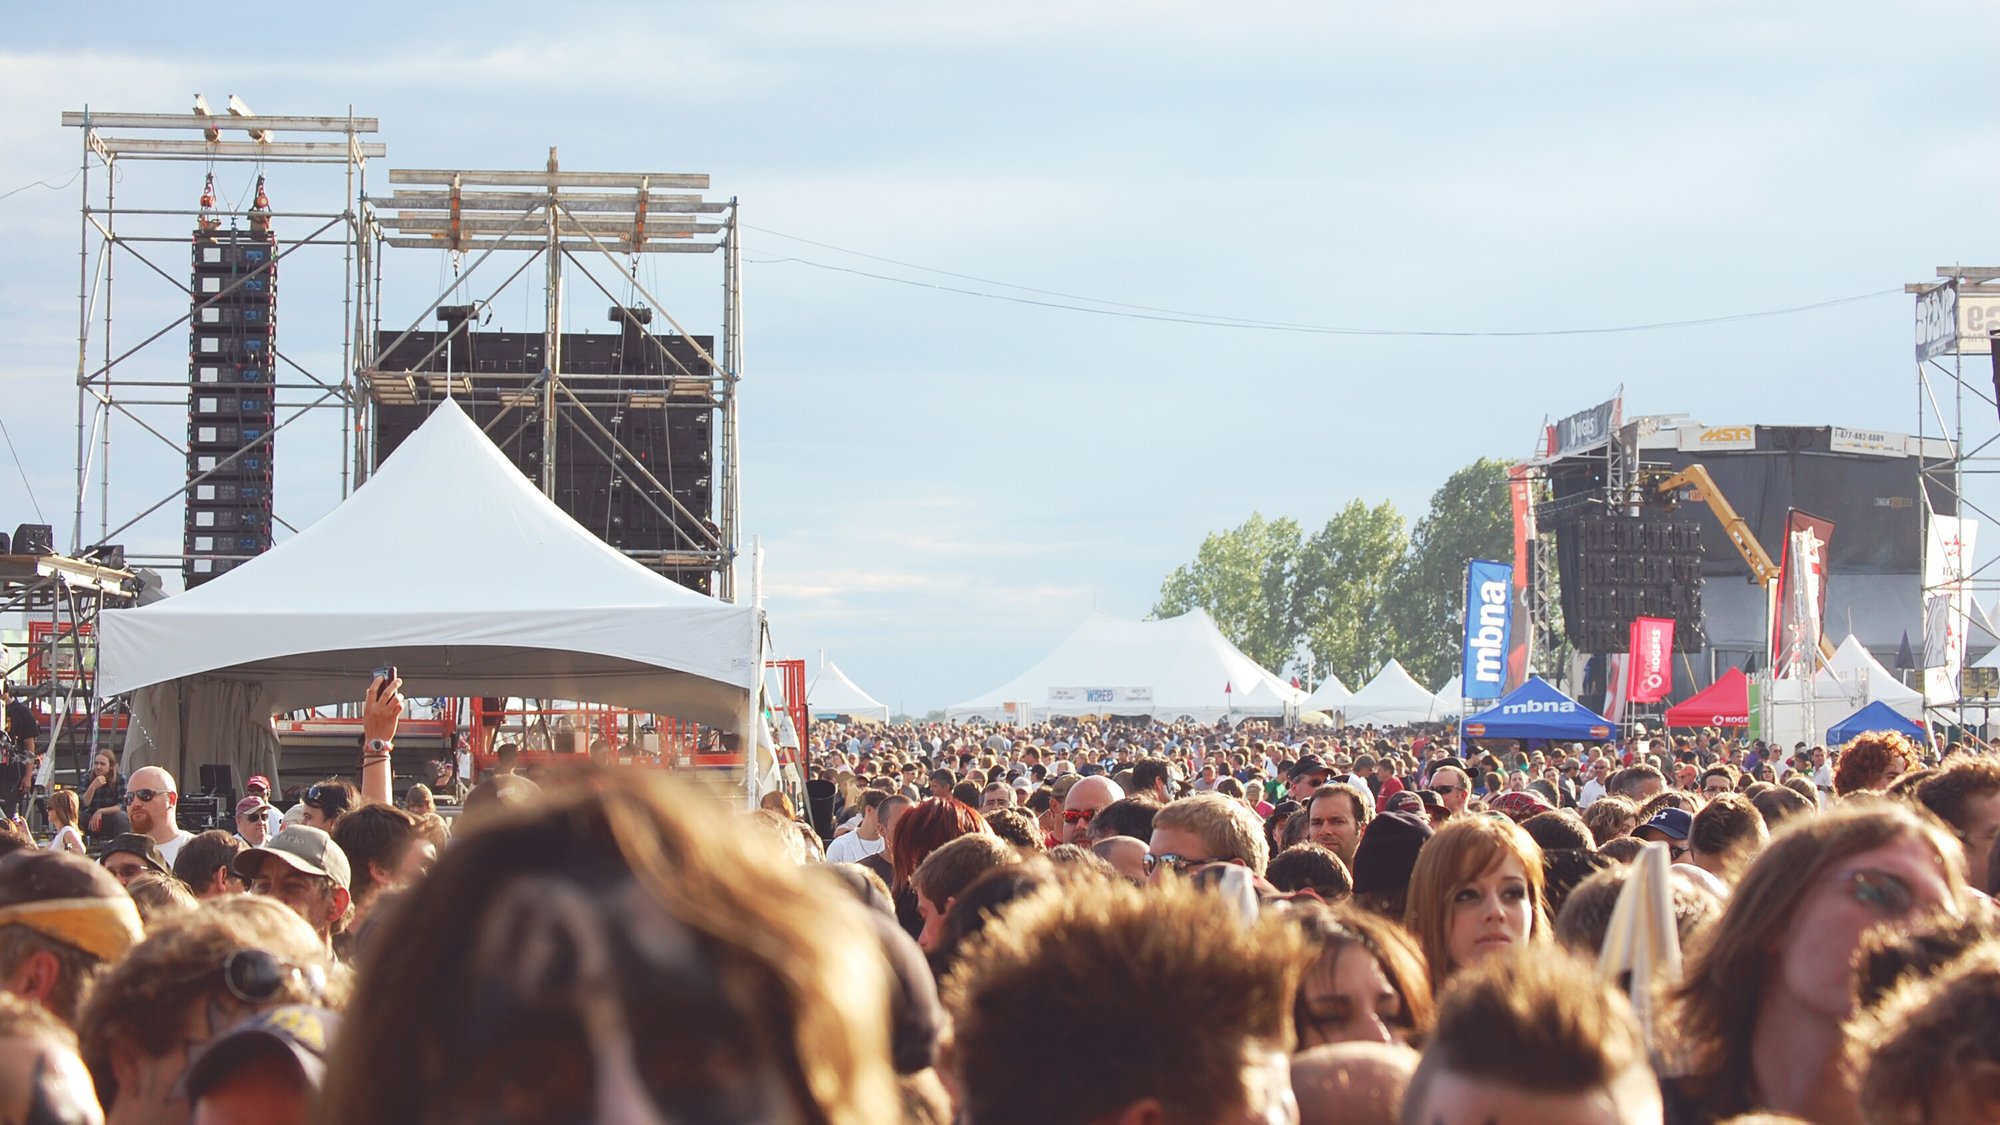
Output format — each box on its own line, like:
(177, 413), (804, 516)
(3, 1), (1998, 711)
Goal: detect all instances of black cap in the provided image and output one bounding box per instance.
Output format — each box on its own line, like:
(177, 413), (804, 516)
(1350, 811), (1435, 896)
(100, 834), (169, 876)
(1286, 754), (1329, 780)
(179, 1006), (340, 1100)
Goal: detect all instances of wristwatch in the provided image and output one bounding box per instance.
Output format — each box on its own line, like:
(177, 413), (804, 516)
(366, 739), (393, 755)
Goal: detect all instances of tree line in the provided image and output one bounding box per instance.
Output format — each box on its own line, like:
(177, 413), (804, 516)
(1152, 458), (1513, 690)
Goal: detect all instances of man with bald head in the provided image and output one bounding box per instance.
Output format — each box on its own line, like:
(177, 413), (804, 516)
(1061, 775), (1124, 845)
(123, 766), (194, 867)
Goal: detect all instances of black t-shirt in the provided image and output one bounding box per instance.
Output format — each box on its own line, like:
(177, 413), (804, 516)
(3, 701), (38, 743)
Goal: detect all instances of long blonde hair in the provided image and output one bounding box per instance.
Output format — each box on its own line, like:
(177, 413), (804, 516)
(1403, 814), (1548, 990)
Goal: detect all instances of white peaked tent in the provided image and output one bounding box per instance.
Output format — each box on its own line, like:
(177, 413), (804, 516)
(1760, 635), (1926, 747)
(947, 610), (1305, 723)
(99, 399), (761, 786)
(807, 659), (891, 723)
(1340, 659), (1446, 726)
(1301, 672), (1354, 715)
(1433, 674), (1468, 719)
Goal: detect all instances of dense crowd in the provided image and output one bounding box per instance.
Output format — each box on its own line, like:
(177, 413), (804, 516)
(0, 677), (1995, 1123)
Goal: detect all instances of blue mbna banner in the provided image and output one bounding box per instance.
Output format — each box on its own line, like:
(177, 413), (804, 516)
(1461, 559), (1514, 701)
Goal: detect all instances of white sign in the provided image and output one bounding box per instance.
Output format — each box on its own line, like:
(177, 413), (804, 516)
(1676, 424), (1757, 452)
(1957, 292), (2000, 356)
(1048, 687), (1153, 705)
(1829, 427), (1907, 458)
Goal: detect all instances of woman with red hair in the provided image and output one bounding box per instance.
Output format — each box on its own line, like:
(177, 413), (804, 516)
(886, 797), (990, 939)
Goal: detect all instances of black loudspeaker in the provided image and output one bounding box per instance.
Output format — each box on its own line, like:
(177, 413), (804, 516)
(805, 779), (837, 842)
(85, 543), (125, 569)
(0, 533), (10, 555)
(198, 764), (236, 797)
(11, 525), (52, 555)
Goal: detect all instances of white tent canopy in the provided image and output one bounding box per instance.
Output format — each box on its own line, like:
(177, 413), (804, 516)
(1300, 671), (1353, 715)
(1760, 635), (1925, 747)
(807, 659), (891, 723)
(1433, 674), (1468, 719)
(99, 399), (761, 784)
(947, 610), (1304, 724)
(1340, 659), (1447, 726)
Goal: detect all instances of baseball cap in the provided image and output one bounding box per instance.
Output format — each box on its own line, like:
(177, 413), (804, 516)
(179, 1005), (340, 1101)
(235, 796), (271, 818)
(1641, 807), (1694, 841)
(1286, 753), (1329, 780)
(101, 834), (170, 876)
(0, 850), (144, 962)
(233, 826), (352, 890)
(245, 775), (271, 794)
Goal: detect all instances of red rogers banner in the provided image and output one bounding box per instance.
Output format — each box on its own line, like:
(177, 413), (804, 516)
(1627, 617), (1675, 704)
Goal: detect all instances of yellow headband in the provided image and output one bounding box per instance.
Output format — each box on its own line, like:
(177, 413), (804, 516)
(0, 897), (146, 962)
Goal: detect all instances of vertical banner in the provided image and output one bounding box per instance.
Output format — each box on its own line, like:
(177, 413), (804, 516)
(1626, 617), (1675, 704)
(1462, 559), (1514, 701)
(1924, 513), (1980, 704)
(1506, 465), (1535, 689)
(1769, 510), (1835, 676)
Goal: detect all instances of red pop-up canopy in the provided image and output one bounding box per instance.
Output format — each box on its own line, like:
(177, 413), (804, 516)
(1664, 667), (1750, 728)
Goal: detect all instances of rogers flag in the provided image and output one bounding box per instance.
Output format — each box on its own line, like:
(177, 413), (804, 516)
(1770, 510), (1835, 676)
(1627, 617), (1675, 704)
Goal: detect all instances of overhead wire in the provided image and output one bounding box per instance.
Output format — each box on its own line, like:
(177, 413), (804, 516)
(743, 224), (1901, 338)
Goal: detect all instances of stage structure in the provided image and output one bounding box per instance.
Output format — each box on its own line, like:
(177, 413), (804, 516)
(360, 151), (741, 598)
(59, 103), (382, 577)
(1910, 267), (2000, 728)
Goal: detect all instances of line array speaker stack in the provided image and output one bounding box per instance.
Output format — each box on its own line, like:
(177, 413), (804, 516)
(1558, 514), (1706, 652)
(185, 193), (278, 587)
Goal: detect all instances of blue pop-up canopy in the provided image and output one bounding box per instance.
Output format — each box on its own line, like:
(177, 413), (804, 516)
(1461, 677), (1616, 741)
(1827, 701), (1927, 747)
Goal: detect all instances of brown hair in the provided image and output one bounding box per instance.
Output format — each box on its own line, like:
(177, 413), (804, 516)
(1851, 946), (2000, 1123)
(1915, 757), (2000, 848)
(123, 872), (197, 929)
(1265, 843), (1353, 901)
(46, 790), (78, 828)
(1403, 815), (1548, 989)
(316, 771), (898, 1124)
(943, 877), (1308, 1124)
(1581, 795), (1639, 847)
(1687, 793), (1768, 880)
(913, 835), (1019, 910)
(1290, 902), (1435, 1046)
(1402, 948), (1651, 1118)
(331, 803), (424, 906)
(78, 896), (346, 1108)
(1833, 731), (1917, 797)
(1152, 793), (1270, 874)
(1666, 803), (1969, 1118)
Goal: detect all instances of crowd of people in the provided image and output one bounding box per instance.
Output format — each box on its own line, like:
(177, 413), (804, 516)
(0, 675), (1995, 1122)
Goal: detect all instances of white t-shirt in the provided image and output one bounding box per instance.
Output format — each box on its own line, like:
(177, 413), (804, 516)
(1579, 779), (1607, 808)
(825, 830), (886, 864)
(157, 829), (195, 868)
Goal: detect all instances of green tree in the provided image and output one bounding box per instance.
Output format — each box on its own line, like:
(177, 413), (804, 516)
(1153, 512), (1302, 671)
(1383, 458), (1515, 686)
(1292, 500), (1407, 687)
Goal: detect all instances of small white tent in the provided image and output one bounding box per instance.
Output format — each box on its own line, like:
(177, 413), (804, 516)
(99, 399), (762, 787)
(1433, 674), (1468, 719)
(947, 610), (1304, 724)
(1760, 635), (1926, 747)
(1340, 659), (1446, 726)
(1300, 672), (1353, 717)
(807, 659), (891, 723)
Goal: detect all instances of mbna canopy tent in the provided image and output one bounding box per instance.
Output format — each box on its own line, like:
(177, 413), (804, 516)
(1461, 677), (1615, 742)
(1826, 701), (1927, 746)
(1665, 668), (1751, 728)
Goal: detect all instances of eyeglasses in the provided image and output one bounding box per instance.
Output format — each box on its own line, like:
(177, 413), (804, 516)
(127, 788), (165, 804)
(1061, 808), (1097, 824)
(1143, 852), (1218, 875)
(1432, 784), (1463, 795)
(181, 949), (324, 1005)
(1839, 869), (1915, 919)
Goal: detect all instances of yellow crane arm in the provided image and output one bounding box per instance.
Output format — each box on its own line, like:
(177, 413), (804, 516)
(1656, 466), (1779, 586)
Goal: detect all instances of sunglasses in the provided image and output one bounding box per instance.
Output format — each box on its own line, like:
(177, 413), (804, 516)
(1432, 784), (1463, 795)
(1061, 808), (1098, 824)
(127, 788), (166, 804)
(1144, 852), (1217, 875)
(182, 949), (325, 1005)
(302, 785), (348, 812)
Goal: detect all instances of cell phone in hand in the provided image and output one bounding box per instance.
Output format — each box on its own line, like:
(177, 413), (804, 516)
(371, 666), (398, 694)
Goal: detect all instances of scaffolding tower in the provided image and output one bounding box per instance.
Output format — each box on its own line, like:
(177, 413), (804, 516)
(59, 103), (382, 572)
(362, 149), (742, 599)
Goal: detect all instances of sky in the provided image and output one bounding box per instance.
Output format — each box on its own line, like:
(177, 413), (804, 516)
(3, 1), (1998, 713)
